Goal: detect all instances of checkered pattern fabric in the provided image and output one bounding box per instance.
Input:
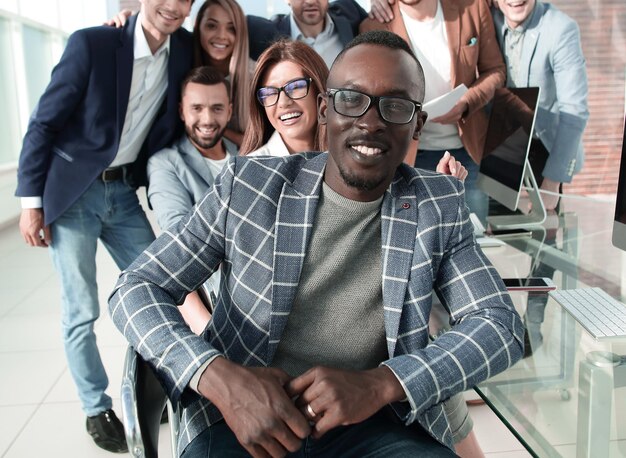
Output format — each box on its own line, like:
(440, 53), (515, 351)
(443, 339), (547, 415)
(109, 153), (524, 454)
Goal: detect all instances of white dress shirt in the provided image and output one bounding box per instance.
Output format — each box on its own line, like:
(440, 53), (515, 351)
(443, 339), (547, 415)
(109, 12), (170, 167)
(289, 13), (343, 69)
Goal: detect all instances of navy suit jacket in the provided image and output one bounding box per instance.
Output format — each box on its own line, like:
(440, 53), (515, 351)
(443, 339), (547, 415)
(15, 15), (193, 225)
(247, 0), (367, 60)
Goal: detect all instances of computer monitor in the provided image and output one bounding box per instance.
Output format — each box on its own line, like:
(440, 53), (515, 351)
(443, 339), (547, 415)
(612, 114), (626, 251)
(477, 87), (546, 229)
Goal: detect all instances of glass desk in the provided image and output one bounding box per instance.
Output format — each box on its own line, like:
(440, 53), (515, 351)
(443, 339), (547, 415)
(477, 196), (626, 458)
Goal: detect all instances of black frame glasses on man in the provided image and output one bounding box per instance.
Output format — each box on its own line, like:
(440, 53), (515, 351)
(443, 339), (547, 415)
(326, 88), (422, 125)
(256, 77), (313, 107)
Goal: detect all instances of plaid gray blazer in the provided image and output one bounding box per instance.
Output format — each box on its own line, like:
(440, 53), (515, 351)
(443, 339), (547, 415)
(109, 153), (524, 454)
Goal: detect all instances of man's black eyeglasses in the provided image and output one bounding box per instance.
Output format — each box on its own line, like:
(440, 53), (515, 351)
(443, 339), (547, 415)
(257, 77), (313, 107)
(326, 88), (422, 125)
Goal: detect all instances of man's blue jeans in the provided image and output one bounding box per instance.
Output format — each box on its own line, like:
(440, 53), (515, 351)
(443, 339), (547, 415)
(181, 409), (457, 457)
(415, 148), (489, 224)
(49, 179), (155, 416)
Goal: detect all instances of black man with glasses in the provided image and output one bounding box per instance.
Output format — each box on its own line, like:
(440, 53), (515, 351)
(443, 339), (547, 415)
(110, 31), (523, 457)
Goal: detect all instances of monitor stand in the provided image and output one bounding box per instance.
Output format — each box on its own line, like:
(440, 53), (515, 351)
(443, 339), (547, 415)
(487, 159), (547, 230)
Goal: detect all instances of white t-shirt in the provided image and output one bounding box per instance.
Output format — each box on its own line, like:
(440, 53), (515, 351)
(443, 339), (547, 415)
(401, 2), (462, 151)
(203, 155), (229, 179)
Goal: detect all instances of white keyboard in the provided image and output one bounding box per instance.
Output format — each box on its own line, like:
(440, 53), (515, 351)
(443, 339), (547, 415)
(549, 288), (626, 341)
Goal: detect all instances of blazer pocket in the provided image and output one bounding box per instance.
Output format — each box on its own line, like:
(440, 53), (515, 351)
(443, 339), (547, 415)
(52, 146), (74, 163)
(459, 43), (479, 69)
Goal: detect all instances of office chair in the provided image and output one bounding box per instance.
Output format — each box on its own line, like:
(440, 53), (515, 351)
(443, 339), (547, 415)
(121, 345), (179, 458)
(120, 282), (216, 457)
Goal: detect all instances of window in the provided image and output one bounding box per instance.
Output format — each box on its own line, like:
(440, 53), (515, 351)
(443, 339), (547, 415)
(22, 25), (55, 113)
(0, 17), (21, 164)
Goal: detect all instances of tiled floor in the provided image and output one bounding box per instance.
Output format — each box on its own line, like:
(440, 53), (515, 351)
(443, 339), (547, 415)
(0, 221), (530, 457)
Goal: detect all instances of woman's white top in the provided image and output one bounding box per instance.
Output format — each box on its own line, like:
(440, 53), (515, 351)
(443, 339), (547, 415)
(247, 130), (290, 157)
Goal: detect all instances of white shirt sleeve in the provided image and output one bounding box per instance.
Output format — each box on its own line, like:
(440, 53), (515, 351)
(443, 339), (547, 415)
(21, 197), (43, 208)
(189, 355), (223, 394)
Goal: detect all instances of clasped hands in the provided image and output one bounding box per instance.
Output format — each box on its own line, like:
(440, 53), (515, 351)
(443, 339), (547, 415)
(197, 358), (403, 458)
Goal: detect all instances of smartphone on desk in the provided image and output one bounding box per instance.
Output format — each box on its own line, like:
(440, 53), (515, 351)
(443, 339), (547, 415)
(502, 277), (556, 291)
(487, 228), (533, 239)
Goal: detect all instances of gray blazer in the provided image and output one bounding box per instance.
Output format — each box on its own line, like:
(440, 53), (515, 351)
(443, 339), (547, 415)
(147, 135), (238, 231)
(110, 153), (524, 454)
(493, 2), (589, 183)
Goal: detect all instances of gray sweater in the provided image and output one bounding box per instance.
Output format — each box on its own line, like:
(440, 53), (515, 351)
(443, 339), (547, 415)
(272, 183), (389, 377)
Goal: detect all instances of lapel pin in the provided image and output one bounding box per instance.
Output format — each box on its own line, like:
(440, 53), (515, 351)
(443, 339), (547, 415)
(401, 203), (410, 209)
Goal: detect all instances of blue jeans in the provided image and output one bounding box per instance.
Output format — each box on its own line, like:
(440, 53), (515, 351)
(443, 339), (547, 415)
(415, 148), (489, 224)
(181, 409), (457, 457)
(49, 179), (155, 416)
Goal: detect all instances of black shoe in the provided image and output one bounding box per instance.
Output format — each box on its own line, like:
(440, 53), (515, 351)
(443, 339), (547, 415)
(86, 409), (129, 453)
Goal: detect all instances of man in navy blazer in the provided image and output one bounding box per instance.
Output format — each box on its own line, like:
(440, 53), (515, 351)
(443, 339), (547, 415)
(15, 0), (194, 452)
(247, 0), (367, 67)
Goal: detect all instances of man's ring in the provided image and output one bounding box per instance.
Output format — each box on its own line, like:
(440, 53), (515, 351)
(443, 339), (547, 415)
(306, 403), (317, 418)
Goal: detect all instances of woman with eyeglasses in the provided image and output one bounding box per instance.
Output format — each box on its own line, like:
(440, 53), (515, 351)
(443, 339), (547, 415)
(240, 40), (327, 156)
(240, 40), (467, 183)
